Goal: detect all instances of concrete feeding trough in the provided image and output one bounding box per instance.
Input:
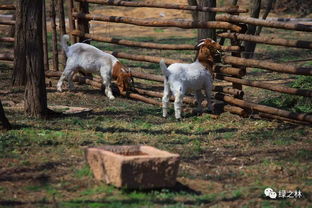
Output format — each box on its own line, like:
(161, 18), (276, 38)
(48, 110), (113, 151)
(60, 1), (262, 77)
(85, 145), (180, 189)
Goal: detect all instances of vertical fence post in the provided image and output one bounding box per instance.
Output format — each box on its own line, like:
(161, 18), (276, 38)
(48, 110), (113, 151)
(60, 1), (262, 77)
(50, 0), (59, 71)
(77, 1), (90, 43)
(228, 2), (246, 99)
(42, 0), (49, 71)
(67, 0), (77, 43)
(57, 0), (67, 70)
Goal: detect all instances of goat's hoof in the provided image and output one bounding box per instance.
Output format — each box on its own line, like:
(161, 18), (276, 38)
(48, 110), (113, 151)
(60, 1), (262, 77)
(108, 96), (115, 100)
(57, 88), (63, 92)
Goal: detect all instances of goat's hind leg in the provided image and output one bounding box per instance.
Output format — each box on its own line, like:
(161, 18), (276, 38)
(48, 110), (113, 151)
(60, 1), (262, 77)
(57, 68), (75, 92)
(174, 92), (183, 119)
(204, 82), (213, 112)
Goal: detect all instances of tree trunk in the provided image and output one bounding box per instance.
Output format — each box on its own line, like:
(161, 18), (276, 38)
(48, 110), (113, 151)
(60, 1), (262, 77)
(21, 0), (49, 118)
(0, 100), (11, 130)
(197, 0), (216, 41)
(12, 1), (27, 86)
(243, 0), (261, 58)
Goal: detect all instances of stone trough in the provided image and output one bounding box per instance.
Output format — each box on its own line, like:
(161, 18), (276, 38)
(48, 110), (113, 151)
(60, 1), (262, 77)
(85, 145), (180, 189)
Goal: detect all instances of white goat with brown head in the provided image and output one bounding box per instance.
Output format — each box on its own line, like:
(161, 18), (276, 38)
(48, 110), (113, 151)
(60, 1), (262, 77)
(57, 35), (133, 100)
(160, 38), (222, 119)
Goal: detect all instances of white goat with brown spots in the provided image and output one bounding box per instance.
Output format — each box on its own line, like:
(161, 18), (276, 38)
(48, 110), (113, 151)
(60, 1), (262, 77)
(160, 38), (222, 119)
(57, 35), (132, 100)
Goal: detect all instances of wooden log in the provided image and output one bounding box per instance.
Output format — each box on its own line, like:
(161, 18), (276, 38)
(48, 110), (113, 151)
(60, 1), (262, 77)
(216, 14), (312, 32)
(0, 37), (14, 42)
(120, 91), (162, 106)
(131, 71), (164, 82)
(216, 74), (312, 97)
(259, 112), (311, 126)
(67, 0), (77, 43)
(0, 5), (16, 10)
(214, 66), (246, 76)
(107, 51), (181, 65)
(72, 12), (242, 32)
(0, 53), (14, 61)
(215, 93), (312, 123)
(223, 56), (312, 76)
(0, 19), (15, 25)
(75, 0), (248, 13)
(57, 0), (67, 69)
(218, 32), (312, 49)
(50, 0), (59, 71)
(77, 2), (90, 43)
(71, 30), (241, 51)
(223, 105), (247, 117)
(42, 0), (49, 71)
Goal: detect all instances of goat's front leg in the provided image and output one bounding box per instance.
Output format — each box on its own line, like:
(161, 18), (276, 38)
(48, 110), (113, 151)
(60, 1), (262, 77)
(100, 70), (115, 100)
(195, 90), (203, 114)
(174, 92), (183, 119)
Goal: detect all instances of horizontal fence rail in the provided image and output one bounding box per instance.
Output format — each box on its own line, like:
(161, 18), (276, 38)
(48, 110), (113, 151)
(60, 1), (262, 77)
(215, 74), (312, 97)
(71, 30), (242, 51)
(215, 93), (312, 123)
(73, 12), (242, 32)
(0, 53), (14, 61)
(216, 14), (312, 32)
(0, 18), (15, 25)
(217, 32), (312, 49)
(75, 0), (248, 13)
(0, 5), (15, 10)
(223, 56), (312, 76)
(0, 37), (14, 42)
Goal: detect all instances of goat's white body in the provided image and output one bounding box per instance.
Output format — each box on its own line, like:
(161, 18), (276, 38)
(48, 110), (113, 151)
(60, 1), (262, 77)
(160, 59), (213, 119)
(57, 35), (118, 100)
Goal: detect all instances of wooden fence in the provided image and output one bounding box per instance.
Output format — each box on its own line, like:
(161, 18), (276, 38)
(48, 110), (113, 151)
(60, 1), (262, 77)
(0, 4), (15, 62)
(1, 0), (311, 124)
(66, 0), (311, 124)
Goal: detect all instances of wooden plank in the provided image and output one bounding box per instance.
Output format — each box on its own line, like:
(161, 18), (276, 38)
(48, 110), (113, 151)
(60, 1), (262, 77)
(0, 53), (14, 61)
(71, 30), (242, 51)
(216, 74), (312, 97)
(75, 0), (248, 13)
(216, 14), (312, 32)
(72, 12), (242, 32)
(215, 93), (312, 123)
(223, 56), (312, 76)
(218, 32), (312, 49)
(0, 5), (16, 10)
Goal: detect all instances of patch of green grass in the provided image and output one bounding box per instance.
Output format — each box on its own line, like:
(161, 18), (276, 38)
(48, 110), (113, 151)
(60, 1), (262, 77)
(74, 165), (93, 179)
(154, 28), (165, 33)
(260, 76), (312, 113)
(80, 185), (114, 196)
(295, 149), (312, 161)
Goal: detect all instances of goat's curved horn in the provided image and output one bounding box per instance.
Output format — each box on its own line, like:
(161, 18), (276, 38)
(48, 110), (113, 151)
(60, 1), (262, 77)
(195, 41), (205, 48)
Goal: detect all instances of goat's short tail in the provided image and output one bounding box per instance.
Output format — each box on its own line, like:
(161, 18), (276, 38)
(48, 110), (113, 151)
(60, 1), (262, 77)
(160, 59), (170, 78)
(61, 34), (70, 56)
